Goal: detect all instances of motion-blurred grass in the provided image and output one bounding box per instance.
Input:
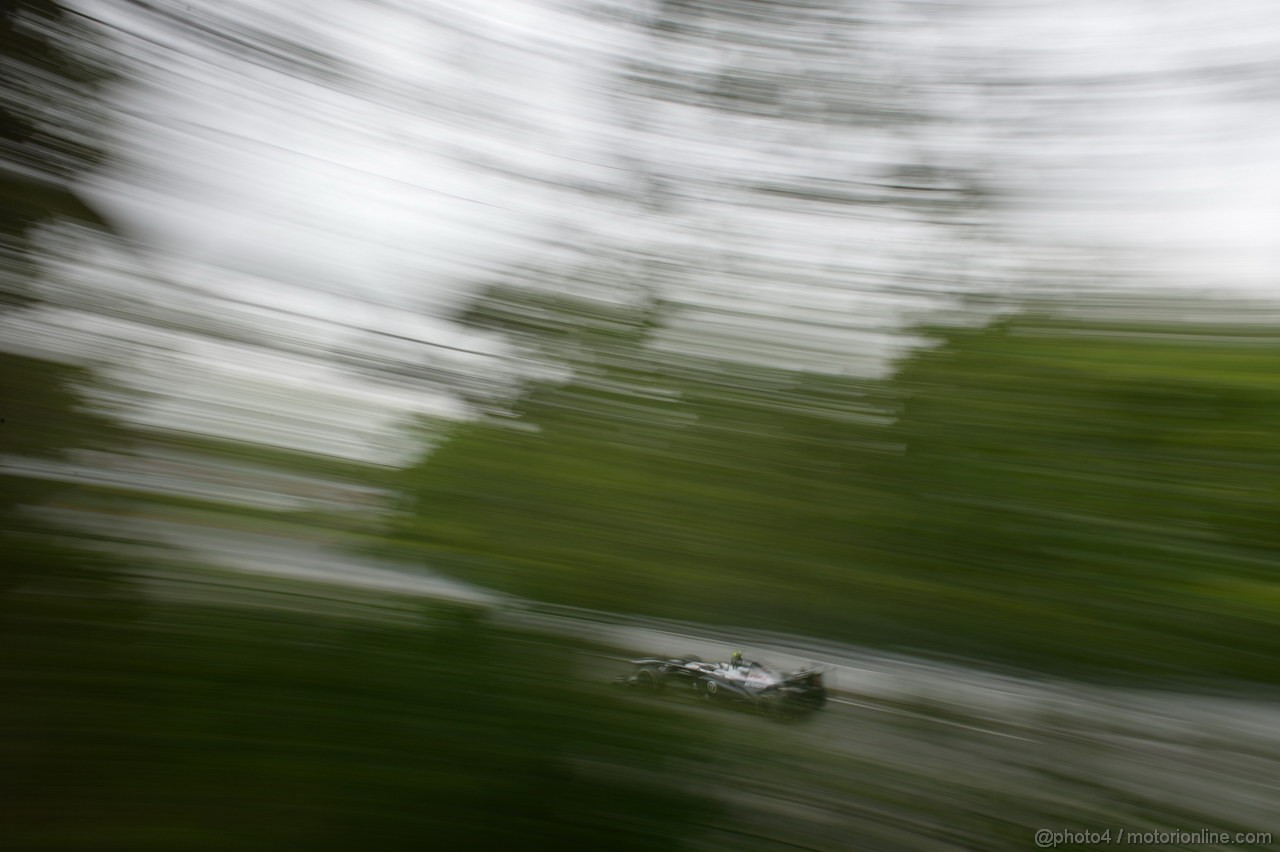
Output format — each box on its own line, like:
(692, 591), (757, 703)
(2, 579), (719, 851)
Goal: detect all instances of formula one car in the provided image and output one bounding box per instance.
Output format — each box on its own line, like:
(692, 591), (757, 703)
(615, 653), (827, 717)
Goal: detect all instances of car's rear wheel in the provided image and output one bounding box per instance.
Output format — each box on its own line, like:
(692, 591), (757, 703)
(635, 667), (662, 694)
(756, 693), (787, 718)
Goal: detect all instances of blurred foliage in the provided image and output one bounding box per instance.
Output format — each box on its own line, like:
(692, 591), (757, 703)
(2, 2), (721, 835)
(1, 0), (117, 308)
(2, 597), (719, 851)
(0, 354), (135, 609)
(0, 0), (112, 178)
(2, 0), (138, 580)
(2, 0), (138, 603)
(141, 429), (397, 488)
(879, 312), (1280, 680)
(392, 294), (1280, 684)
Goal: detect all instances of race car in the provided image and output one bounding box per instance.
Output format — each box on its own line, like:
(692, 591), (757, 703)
(615, 653), (828, 717)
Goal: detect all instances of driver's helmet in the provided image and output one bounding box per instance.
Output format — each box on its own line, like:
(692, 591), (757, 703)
(730, 651), (743, 666)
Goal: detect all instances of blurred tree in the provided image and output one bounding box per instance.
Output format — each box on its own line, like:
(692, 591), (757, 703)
(1, 0), (117, 306)
(1, 4), (153, 841)
(390, 285), (893, 632)
(1, 0), (136, 594)
(392, 0), (1002, 630)
(1, 11), (725, 851)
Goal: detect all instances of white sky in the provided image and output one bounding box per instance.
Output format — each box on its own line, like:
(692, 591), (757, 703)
(44, 0), (1280, 461)
(970, 0), (1280, 289)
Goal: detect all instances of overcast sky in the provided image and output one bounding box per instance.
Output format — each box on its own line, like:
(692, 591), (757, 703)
(39, 0), (1280, 461)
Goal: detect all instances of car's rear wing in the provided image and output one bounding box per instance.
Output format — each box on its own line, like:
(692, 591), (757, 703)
(783, 666), (830, 687)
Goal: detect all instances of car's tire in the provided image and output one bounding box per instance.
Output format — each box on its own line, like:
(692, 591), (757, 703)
(756, 693), (780, 717)
(700, 679), (720, 702)
(635, 667), (663, 694)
